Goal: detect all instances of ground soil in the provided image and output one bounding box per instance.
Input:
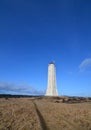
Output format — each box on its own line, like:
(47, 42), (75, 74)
(0, 97), (91, 130)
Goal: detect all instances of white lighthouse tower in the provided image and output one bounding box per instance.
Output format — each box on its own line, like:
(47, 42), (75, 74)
(45, 62), (58, 96)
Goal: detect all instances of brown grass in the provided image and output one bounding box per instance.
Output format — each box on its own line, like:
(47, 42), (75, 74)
(0, 98), (41, 130)
(0, 97), (91, 130)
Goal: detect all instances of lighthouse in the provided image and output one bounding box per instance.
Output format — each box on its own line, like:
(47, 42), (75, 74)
(45, 62), (58, 96)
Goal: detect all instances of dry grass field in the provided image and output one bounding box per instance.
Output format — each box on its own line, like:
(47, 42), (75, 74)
(0, 97), (91, 130)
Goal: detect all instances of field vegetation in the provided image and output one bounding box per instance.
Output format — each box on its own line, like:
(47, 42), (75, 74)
(0, 96), (91, 130)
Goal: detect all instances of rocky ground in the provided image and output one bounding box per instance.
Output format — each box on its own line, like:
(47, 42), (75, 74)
(0, 96), (91, 130)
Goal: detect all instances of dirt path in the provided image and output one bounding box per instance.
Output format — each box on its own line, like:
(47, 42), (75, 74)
(33, 101), (49, 130)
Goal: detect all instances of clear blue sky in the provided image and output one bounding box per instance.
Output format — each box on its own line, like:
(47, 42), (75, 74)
(0, 0), (91, 96)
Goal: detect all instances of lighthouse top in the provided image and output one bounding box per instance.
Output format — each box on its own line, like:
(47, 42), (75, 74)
(49, 61), (55, 65)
